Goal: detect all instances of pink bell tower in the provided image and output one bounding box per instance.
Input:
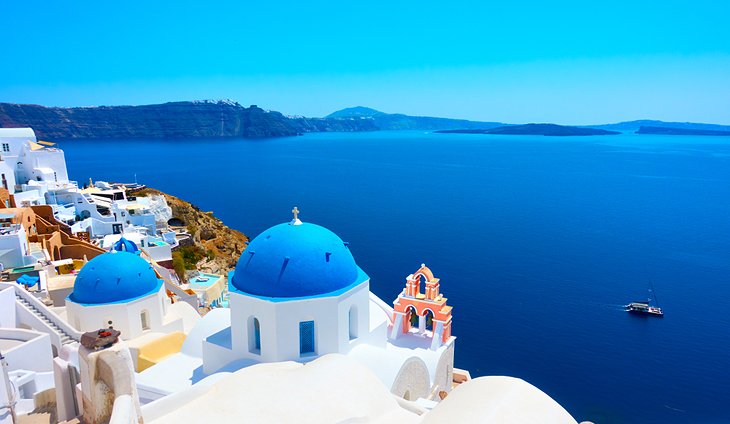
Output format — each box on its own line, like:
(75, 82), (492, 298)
(390, 264), (453, 350)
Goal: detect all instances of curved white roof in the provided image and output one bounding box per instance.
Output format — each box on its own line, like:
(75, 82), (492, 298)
(0, 127), (36, 140)
(144, 354), (420, 424)
(422, 376), (578, 424)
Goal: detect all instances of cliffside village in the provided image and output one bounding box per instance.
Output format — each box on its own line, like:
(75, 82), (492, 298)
(0, 128), (580, 424)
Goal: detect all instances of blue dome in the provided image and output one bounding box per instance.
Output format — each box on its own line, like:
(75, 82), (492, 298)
(112, 237), (139, 254)
(68, 252), (163, 305)
(231, 222), (366, 298)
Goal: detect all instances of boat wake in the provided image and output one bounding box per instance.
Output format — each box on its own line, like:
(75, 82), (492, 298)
(608, 304), (630, 311)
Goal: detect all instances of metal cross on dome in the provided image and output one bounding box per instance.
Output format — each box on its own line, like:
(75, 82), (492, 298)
(291, 206), (302, 225)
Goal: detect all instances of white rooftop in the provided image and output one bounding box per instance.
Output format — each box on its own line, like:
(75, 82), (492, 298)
(421, 376), (579, 424)
(0, 127), (35, 139)
(142, 354), (421, 424)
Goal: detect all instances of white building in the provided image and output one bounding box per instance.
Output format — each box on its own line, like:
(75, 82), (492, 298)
(65, 251), (190, 339)
(202, 218), (374, 372)
(0, 128), (70, 195)
(130, 213), (453, 404)
(100, 234), (173, 266)
(0, 221), (35, 270)
(67, 185), (169, 240)
(0, 128), (35, 195)
(17, 142), (69, 186)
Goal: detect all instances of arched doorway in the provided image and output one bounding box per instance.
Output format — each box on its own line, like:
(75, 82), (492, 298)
(248, 316), (261, 354)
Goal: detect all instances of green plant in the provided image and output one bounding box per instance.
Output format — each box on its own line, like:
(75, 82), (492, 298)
(177, 245), (206, 269)
(172, 252), (186, 280)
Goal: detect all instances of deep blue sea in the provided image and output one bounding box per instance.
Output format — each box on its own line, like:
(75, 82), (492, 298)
(61, 131), (730, 423)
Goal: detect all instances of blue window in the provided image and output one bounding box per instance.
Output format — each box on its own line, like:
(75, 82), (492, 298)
(254, 318), (261, 350)
(299, 320), (315, 355)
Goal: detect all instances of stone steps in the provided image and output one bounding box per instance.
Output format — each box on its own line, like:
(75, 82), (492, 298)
(15, 293), (77, 345)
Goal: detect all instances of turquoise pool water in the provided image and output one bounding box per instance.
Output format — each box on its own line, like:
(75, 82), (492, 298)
(189, 273), (222, 287)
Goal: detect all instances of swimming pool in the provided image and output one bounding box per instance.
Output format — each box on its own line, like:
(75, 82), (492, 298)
(188, 273), (222, 287)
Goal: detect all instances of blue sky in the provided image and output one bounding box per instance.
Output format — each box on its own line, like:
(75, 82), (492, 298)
(2, 0), (729, 124)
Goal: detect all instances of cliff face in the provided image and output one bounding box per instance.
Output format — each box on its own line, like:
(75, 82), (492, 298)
(0, 101), (509, 139)
(290, 117), (379, 132)
(0, 101), (299, 139)
(136, 188), (249, 275)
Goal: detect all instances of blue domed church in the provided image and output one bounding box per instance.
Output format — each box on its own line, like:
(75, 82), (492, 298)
(202, 213), (375, 372)
(66, 251), (187, 339)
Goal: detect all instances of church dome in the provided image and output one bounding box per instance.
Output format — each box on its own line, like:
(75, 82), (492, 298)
(231, 221), (366, 298)
(68, 252), (163, 305)
(112, 237), (139, 254)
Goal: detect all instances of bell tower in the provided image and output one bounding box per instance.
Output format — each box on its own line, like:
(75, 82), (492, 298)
(390, 264), (453, 350)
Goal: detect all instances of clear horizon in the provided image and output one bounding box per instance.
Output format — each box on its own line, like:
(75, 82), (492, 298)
(3, 1), (730, 125)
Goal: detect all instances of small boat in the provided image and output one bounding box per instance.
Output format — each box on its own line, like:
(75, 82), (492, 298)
(626, 282), (664, 317)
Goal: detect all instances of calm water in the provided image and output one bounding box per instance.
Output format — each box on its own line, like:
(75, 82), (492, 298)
(61, 131), (730, 423)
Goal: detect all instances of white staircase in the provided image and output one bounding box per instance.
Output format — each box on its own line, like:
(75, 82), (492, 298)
(14, 293), (78, 345)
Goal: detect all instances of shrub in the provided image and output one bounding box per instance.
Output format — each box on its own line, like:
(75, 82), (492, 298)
(172, 252), (186, 280)
(178, 245), (206, 270)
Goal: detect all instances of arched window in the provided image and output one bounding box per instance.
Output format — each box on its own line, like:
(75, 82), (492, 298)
(248, 317), (261, 354)
(348, 306), (358, 340)
(424, 309), (434, 332)
(299, 320), (315, 356)
(140, 310), (150, 330)
(407, 305), (418, 328)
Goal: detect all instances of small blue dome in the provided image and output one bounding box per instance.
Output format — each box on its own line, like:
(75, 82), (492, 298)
(112, 237), (139, 254)
(68, 252), (162, 305)
(231, 222), (366, 298)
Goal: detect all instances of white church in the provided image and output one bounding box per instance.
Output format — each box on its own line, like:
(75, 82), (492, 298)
(128, 209), (457, 403)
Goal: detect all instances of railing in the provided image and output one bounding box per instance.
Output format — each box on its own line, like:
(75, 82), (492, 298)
(140, 252), (197, 309)
(1, 282), (82, 341)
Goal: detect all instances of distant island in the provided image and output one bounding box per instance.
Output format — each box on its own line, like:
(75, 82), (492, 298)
(1, 100), (728, 140)
(587, 119), (730, 133)
(437, 123), (620, 136)
(323, 106), (506, 131)
(636, 125), (730, 136)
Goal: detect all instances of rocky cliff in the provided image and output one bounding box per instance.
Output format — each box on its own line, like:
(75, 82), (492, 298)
(289, 116), (379, 132)
(0, 100), (299, 139)
(135, 188), (249, 276)
(0, 101), (508, 139)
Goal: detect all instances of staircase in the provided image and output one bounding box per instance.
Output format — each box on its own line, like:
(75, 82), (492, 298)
(15, 293), (78, 345)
